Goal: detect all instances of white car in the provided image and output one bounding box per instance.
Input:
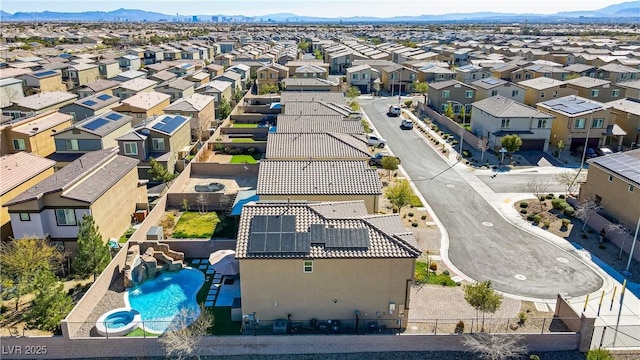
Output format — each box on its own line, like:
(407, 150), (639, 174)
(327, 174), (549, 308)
(400, 118), (414, 129)
(367, 135), (387, 148)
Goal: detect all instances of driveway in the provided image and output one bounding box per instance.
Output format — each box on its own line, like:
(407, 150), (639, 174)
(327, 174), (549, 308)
(361, 99), (603, 299)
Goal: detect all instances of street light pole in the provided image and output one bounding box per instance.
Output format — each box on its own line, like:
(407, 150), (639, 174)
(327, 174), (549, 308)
(624, 215), (640, 274)
(579, 110), (595, 170)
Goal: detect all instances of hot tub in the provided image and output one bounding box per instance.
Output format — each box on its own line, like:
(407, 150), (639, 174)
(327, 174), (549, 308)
(95, 308), (141, 337)
(194, 182), (226, 193)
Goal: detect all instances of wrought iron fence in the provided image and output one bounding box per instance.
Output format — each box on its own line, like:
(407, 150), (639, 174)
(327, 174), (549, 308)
(593, 324), (640, 348)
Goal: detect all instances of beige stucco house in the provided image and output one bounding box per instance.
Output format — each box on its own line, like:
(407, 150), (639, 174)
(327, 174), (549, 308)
(236, 201), (420, 329)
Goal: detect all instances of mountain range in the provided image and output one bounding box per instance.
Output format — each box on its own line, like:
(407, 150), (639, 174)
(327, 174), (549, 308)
(1, 1), (638, 22)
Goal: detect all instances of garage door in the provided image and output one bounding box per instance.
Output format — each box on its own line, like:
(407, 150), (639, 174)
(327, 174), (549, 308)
(520, 139), (545, 150)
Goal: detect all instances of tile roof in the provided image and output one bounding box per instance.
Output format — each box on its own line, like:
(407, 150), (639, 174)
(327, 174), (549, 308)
(266, 133), (369, 159)
(0, 152), (55, 196)
(517, 77), (567, 90)
(257, 160), (382, 196)
(587, 149), (640, 187)
(118, 91), (170, 110)
(281, 78), (338, 87)
(470, 77), (508, 89)
(235, 201), (420, 259)
(283, 101), (354, 116)
(429, 79), (471, 90)
(472, 96), (554, 119)
(4, 148), (138, 206)
(606, 98), (640, 116)
(164, 93), (214, 112)
(279, 92), (344, 103)
(82, 79), (121, 92)
(276, 115), (363, 134)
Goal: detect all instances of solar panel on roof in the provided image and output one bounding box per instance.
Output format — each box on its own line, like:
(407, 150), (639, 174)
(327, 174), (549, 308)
(153, 115), (187, 134)
(83, 118), (110, 131)
(482, 78), (500, 85)
(82, 100), (97, 106)
(33, 70), (57, 77)
(96, 94), (112, 101)
(106, 113), (123, 120)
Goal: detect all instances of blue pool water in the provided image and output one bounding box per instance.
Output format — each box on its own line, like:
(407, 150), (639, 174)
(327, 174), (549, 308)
(126, 268), (205, 333)
(105, 311), (134, 329)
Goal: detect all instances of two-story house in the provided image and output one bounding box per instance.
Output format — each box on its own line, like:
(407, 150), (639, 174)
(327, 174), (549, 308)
(0, 152), (56, 241)
(427, 80), (476, 114)
(596, 63), (639, 82)
(470, 77), (526, 103)
(110, 70), (146, 83)
(119, 55), (142, 71)
(346, 64), (379, 94)
(517, 77), (579, 107)
(195, 80), (233, 104)
(168, 63), (196, 78)
(66, 63), (101, 89)
(565, 77), (625, 104)
(164, 93), (215, 140)
(471, 95), (555, 151)
(4, 91), (78, 115)
(112, 78), (158, 100)
(606, 98), (640, 149)
(97, 59), (121, 80)
(59, 93), (121, 122)
(380, 64), (418, 95)
(184, 71), (211, 88)
(143, 47), (165, 65)
(0, 111), (73, 157)
(154, 78), (195, 102)
(76, 79), (121, 99)
(537, 95), (613, 152)
(116, 114), (192, 180)
(455, 64), (491, 84)
(3, 147), (147, 252)
(112, 91), (171, 126)
(414, 63), (456, 83)
(17, 70), (66, 94)
(256, 64), (289, 94)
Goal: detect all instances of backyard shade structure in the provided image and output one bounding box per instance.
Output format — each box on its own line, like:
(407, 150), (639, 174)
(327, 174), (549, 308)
(208, 249), (240, 276)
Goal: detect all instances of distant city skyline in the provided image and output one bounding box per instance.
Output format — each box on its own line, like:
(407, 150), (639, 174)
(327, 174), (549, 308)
(0, 0), (631, 18)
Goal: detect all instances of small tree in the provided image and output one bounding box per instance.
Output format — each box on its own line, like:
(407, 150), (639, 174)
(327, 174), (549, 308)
(575, 198), (602, 231)
(444, 103), (454, 118)
(233, 86), (244, 103)
(523, 178), (550, 211)
(385, 179), (413, 212)
(297, 41), (310, 52)
(459, 106), (466, 123)
(24, 269), (73, 332)
(462, 333), (527, 360)
(381, 156), (400, 180)
(148, 158), (177, 185)
(556, 171), (576, 197)
(413, 82), (429, 104)
(313, 49), (323, 60)
(463, 280), (503, 332)
(478, 137), (490, 163)
(372, 81), (381, 97)
(258, 83), (279, 95)
(73, 214), (111, 281)
(500, 134), (522, 164)
(196, 193), (209, 214)
(345, 86), (361, 102)
(556, 139), (565, 156)
(218, 96), (232, 120)
(160, 305), (214, 360)
(0, 237), (62, 311)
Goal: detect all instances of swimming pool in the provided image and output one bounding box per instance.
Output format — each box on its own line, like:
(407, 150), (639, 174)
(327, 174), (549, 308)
(125, 267), (205, 334)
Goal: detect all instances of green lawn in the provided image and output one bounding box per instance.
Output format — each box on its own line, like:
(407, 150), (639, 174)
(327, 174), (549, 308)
(172, 212), (220, 238)
(231, 123), (259, 128)
(414, 261), (457, 286)
(126, 328), (158, 337)
(230, 154), (260, 164)
(118, 227), (136, 243)
(409, 194), (423, 208)
(231, 138), (256, 143)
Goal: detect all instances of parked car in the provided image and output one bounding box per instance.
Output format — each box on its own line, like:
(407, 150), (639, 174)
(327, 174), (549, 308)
(596, 147), (614, 156)
(400, 118), (414, 129)
(367, 135), (387, 148)
(369, 152), (401, 166)
(574, 146), (598, 159)
(387, 105), (401, 117)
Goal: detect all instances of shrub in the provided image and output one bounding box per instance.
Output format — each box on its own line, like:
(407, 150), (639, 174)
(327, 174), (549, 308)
(404, 99), (413, 107)
(561, 218), (571, 227)
(462, 150), (471, 158)
(551, 199), (564, 209)
(543, 220), (550, 228)
(586, 348), (614, 360)
(411, 222), (418, 227)
(564, 206), (575, 216)
(520, 209), (528, 214)
(443, 270), (450, 276)
(530, 355), (541, 360)
(527, 214), (535, 221)
(454, 321), (464, 334)
(421, 215), (427, 220)
(214, 142), (224, 151)
(518, 311), (527, 324)
(532, 215), (542, 224)
(408, 212), (414, 217)
(559, 194), (565, 199)
(429, 262), (438, 272)
(519, 202), (529, 208)
(547, 193), (555, 199)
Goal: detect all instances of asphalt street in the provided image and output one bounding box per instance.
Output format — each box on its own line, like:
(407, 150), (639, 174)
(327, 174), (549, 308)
(361, 98), (603, 299)
(476, 173), (567, 194)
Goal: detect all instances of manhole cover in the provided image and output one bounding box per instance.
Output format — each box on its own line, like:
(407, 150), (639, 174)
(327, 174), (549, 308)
(556, 257), (569, 263)
(482, 222), (494, 227)
(515, 274), (527, 281)
(446, 184), (456, 188)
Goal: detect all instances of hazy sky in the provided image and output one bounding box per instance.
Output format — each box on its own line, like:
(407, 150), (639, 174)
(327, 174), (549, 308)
(0, 0), (631, 17)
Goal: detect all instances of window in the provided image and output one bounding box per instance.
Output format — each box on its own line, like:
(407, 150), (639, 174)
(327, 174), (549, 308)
(19, 213), (30, 221)
(441, 104), (447, 112)
(525, 73), (532, 79)
(123, 142), (138, 155)
(511, 90), (519, 97)
(575, 118), (586, 129)
(137, 113), (143, 118)
(65, 139), (79, 151)
(352, 73), (358, 80)
(608, 175), (613, 182)
(612, 89), (620, 97)
(514, 73), (522, 80)
(553, 91), (558, 98)
(501, 119), (510, 128)
(591, 89), (599, 97)
(259, 73), (265, 79)
(12, 139), (26, 150)
(540, 91), (545, 99)
(442, 90), (450, 99)
(491, 90), (498, 96)
(537, 119), (547, 128)
(630, 185), (635, 193)
(472, 74), (477, 80)
(152, 138), (165, 151)
(362, 73), (368, 80)
(465, 90), (473, 99)
(303, 260), (313, 273)
(409, 74), (416, 80)
(55, 209), (76, 226)
(592, 118), (604, 129)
